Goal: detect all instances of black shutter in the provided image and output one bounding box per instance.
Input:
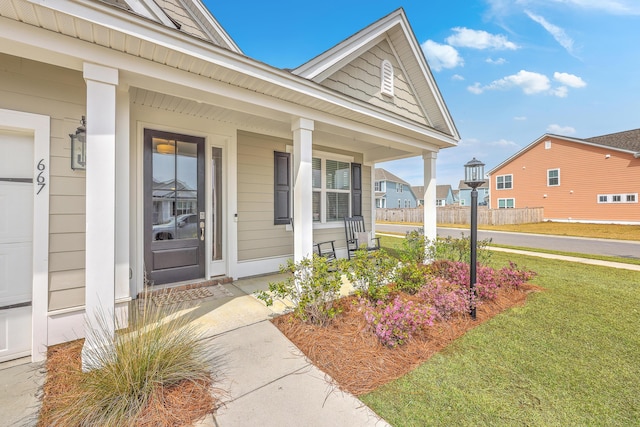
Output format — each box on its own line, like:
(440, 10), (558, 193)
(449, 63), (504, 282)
(351, 162), (362, 217)
(274, 151), (291, 225)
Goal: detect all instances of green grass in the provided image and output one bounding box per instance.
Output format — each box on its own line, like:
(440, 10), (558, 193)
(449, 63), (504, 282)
(361, 250), (640, 426)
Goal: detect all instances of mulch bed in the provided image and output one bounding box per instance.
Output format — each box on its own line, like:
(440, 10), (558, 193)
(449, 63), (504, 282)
(273, 284), (541, 396)
(38, 339), (218, 427)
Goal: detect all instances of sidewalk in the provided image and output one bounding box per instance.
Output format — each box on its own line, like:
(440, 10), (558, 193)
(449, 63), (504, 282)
(0, 275), (389, 427)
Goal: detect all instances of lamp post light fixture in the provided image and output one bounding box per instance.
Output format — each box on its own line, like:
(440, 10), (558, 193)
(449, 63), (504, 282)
(464, 157), (485, 320)
(70, 115), (86, 170)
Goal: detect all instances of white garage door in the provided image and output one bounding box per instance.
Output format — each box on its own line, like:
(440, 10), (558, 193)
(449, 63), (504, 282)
(0, 131), (33, 363)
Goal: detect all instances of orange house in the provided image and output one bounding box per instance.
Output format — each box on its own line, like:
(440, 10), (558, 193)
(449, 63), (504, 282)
(487, 129), (640, 224)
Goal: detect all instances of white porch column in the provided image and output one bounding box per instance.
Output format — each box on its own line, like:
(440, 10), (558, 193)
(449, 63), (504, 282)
(291, 118), (314, 262)
(423, 150), (438, 243)
(115, 86), (130, 301)
(82, 63), (118, 371)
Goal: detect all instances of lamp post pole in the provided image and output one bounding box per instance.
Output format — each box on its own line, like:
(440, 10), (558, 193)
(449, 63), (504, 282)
(469, 185), (478, 319)
(464, 157), (485, 321)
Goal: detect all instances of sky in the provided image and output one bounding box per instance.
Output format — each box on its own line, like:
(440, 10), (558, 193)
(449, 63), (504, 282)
(204, 0), (640, 188)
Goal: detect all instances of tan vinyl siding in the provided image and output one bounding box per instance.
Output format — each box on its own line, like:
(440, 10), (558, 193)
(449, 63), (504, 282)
(490, 137), (640, 222)
(156, 0), (209, 41)
(0, 53), (86, 311)
(237, 131), (372, 261)
(321, 40), (428, 125)
(237, 131), (292, 261)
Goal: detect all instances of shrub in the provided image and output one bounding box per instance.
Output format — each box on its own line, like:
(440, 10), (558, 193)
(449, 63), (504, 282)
(44, 297), (214, 426)
(495, 262), (537, 290)
(393, 262), (429, 294)
(362, 295), (434, 347)
(256, 254), (343, 325)
(419, 277), (470, 321)
(342, 249), (396, 302)
(429, 234), (493, 265)
(399, 230), (428, 263)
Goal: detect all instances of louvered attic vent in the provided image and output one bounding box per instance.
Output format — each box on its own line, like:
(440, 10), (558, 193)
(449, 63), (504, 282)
(381, 60), (394, 97)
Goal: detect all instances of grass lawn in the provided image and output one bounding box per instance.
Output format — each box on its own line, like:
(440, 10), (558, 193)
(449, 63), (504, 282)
(436, 221), (640, 241)
(361, 249), (640, 426)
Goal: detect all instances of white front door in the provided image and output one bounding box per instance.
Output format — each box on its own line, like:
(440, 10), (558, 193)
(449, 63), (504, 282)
(0, 131), (34, 363)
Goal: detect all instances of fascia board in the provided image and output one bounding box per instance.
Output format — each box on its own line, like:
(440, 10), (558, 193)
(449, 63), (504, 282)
(487, 133), (639, 175)
(127, 0), (176, 28)
(12, 3), (456, 148)
(179, 0), (242, 53)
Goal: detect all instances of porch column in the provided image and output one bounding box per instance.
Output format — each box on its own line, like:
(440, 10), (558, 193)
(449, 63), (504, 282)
(291, 118), (314, 262)
(81, 63), (118, 371)
(423, 150), (438, 244)
(115, 86), (130, 301)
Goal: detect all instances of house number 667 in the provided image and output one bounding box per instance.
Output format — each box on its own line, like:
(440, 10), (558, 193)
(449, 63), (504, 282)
(36, 159), (46, 195)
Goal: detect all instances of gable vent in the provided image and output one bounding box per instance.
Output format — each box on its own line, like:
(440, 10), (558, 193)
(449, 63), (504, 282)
(381, 60), (394, 97)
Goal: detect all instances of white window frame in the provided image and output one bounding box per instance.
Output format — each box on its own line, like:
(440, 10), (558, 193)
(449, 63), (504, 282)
(547, 168), (560, 187)
(311, 151), (353, 224)
(496, 174), (513, 190)
(397, 183), (403, 193)
(374, 181), (381, 192)
(498, 198), (515, 209)
(597, 193), (638, 204)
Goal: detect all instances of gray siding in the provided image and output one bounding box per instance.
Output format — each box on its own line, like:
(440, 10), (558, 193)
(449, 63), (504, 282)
(321, 40), (427, 125)
(0, 53), (86, 311)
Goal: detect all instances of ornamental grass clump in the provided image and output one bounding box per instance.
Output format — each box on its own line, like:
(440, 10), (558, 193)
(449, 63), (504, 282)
(362, 295), (434, 347)
(40, 297), (215, 426)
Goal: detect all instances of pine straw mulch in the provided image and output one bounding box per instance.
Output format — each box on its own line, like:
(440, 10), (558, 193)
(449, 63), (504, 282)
(273, 283), (542, 396)
(38, 339), (218, 427)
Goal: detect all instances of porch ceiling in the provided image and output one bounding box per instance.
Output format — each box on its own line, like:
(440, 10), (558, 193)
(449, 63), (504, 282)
(131, 88), (415, 163)
(2, 0), (455, 162)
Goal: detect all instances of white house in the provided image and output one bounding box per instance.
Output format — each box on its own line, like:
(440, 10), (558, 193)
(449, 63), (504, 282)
(0, 0), (459, 364)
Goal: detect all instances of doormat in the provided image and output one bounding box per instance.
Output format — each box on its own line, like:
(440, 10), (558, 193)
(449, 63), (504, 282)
(151, 285), (232, 307)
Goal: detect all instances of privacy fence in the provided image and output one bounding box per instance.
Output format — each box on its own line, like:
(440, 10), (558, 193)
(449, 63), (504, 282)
(376, 206), (544, 226)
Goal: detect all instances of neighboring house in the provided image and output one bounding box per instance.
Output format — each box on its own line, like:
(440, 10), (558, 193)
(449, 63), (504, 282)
(435, 184), (455, 206)
(487, 130), (640, 223)
(375, 168), (418, 208)
(452, 189), (460, 204)
(458, 180), (490, 206)
(0, 2), (459, 364)
(411, 185), (424, 206)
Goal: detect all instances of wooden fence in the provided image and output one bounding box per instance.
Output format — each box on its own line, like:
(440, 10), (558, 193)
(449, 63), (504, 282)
(376, 206), (544, 226)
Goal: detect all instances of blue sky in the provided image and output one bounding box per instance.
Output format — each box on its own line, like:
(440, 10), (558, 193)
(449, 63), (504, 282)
(205, 0), (640, 187)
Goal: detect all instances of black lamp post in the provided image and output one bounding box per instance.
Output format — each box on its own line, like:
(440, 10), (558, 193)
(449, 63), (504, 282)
(464, 157), (485, 320)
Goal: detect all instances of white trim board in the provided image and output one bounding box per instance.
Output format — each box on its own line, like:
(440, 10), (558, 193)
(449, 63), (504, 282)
(0, 108), (50, 363)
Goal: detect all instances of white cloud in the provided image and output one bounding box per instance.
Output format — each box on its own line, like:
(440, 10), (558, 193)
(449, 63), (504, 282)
(514, 116), (527, 121)
(468, 70), (550, 95)
(525, 10), (575, 54)
(490, 138), (520, 148)
(553, 72), (586, 88)
(547, 124), (576, 134)
(446, 27), (518, 50)
(452, 74), (465, 81)
(550, 86), (569, 97)
(422, 40), (464, 71)
(486, 57), (507, 65)
(550, 0), (640, 15)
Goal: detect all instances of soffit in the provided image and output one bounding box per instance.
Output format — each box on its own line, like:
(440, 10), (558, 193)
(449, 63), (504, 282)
(2, 0), (457, 159)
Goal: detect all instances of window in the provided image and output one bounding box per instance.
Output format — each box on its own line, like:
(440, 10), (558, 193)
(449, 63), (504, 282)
(459, 199), (465, 206)
(498, 198), (515, 209)
(496, 174), (513, 190)
(275, 151), (361, 225)
(397, 184), (403, 193)
(597, 193), (638, 204)
(436, 199), (444, 206)
(545, 140), (551, 149)
(547, 169), (560, 186)
(404, 199), (411, 208)
(397, 199), (401, 208)
(381, 59), (394, 97)
(374, 181), (382, 191)
(313, 157), (350, 222)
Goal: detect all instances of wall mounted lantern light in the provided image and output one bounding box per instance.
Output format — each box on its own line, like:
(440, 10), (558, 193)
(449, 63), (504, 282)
(70, 116), (86, 170)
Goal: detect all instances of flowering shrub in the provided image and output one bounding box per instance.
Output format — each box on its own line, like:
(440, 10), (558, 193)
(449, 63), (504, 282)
(418, 277), (470, 321)
(362, 296), (434, 347)
(495, 262), (537, 290)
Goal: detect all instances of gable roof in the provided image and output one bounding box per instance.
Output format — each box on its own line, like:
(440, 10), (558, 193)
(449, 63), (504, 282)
(291, 8), (459, 143)
(411, 185), (424, 199)
(436, 184), (452, 200)
(375, 168), (410, 185)
(100, 0), (242, 52)
(488, 129), (640, 174)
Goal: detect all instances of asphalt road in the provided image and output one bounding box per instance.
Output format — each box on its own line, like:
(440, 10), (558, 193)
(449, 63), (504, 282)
(374, 223), (640, 260)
